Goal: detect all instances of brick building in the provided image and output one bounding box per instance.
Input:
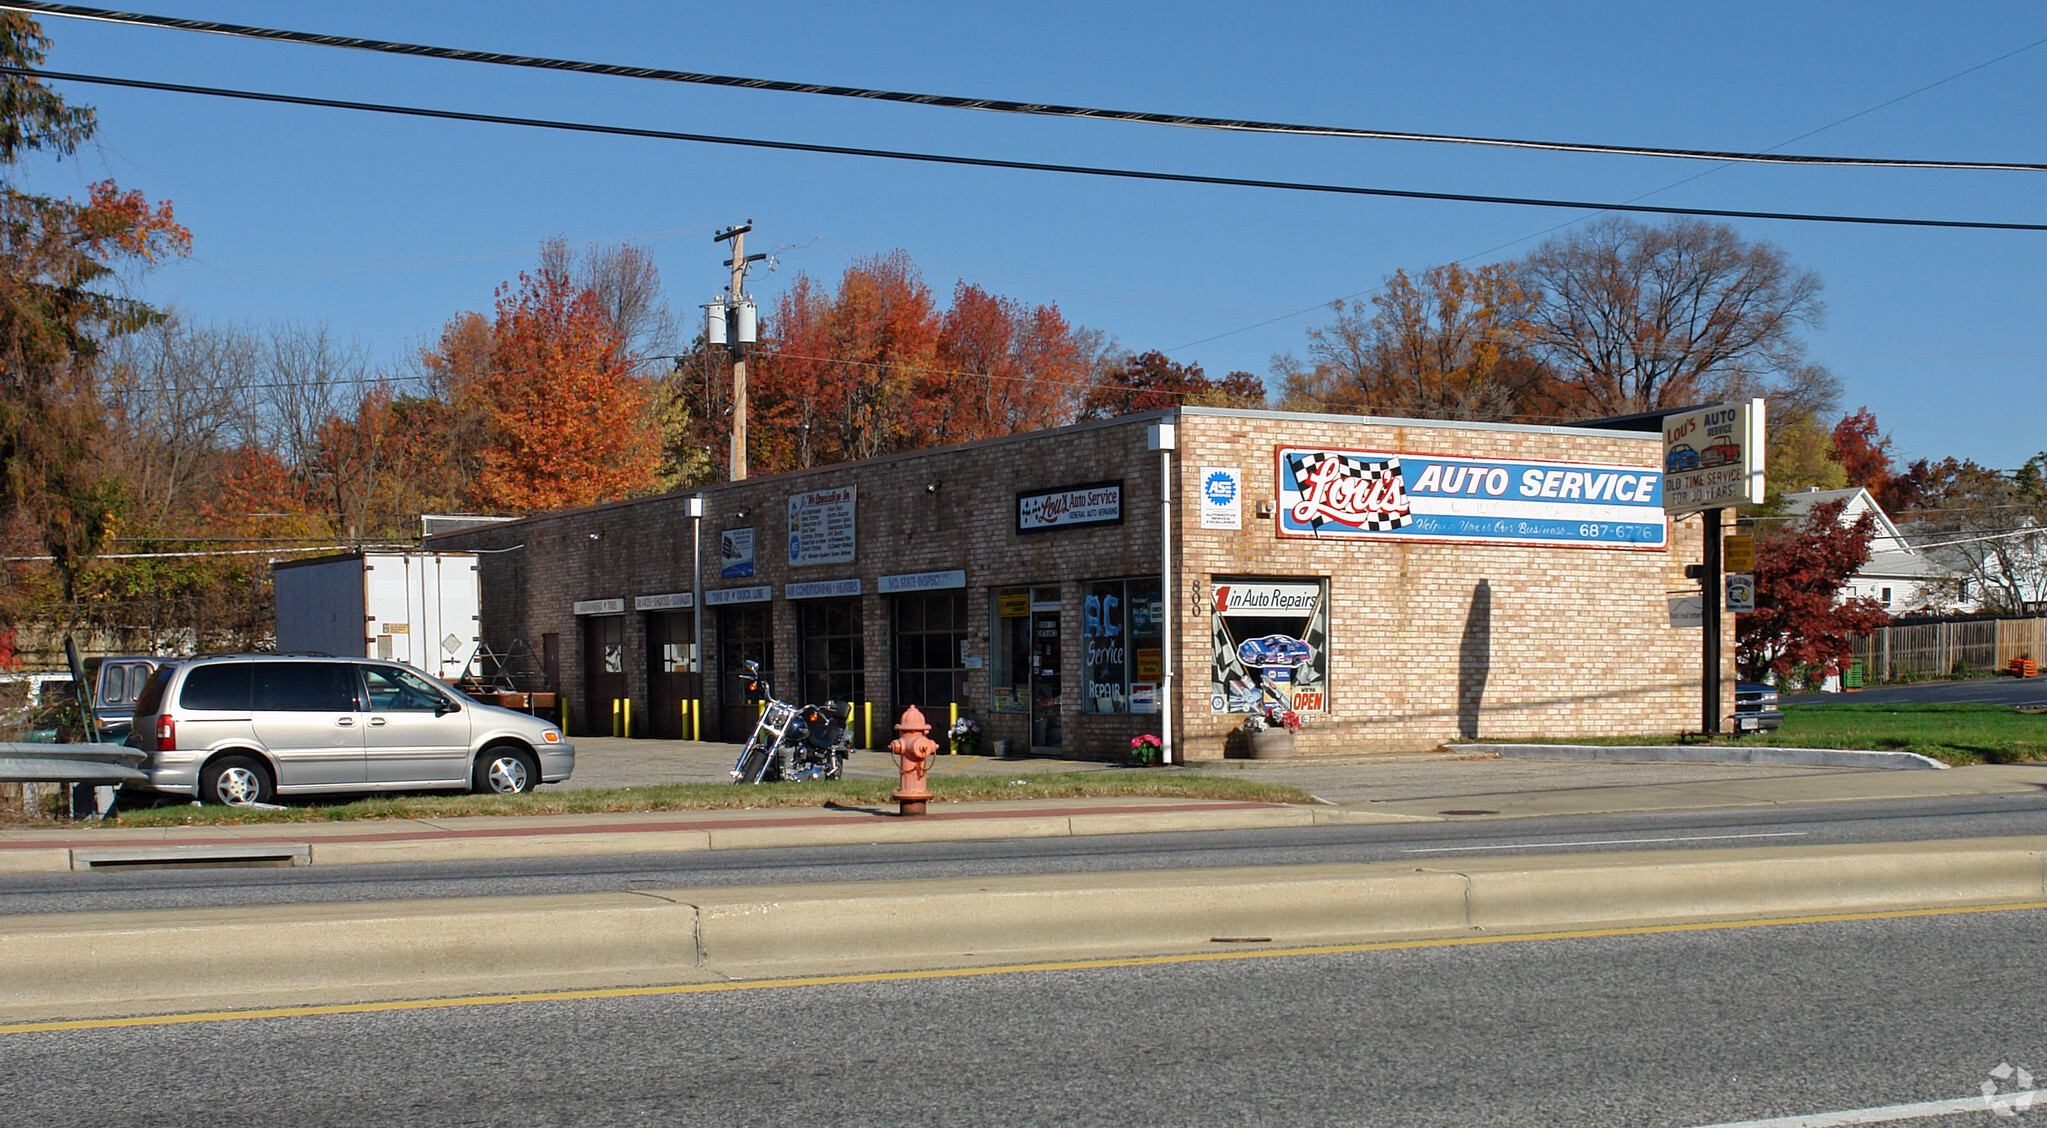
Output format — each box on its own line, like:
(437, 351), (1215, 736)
(429, 407), (1733, 760)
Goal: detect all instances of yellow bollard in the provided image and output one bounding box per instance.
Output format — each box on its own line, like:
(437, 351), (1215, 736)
(690, 698), (701, 742)
(610, 698), (621, 737)
(623, 698), (633, 739)
(863, 702), (873, 750)
(948, 702), (960, 753)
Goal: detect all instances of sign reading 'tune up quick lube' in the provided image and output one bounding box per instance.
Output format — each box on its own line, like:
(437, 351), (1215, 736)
(1275, 448), (1667, 549)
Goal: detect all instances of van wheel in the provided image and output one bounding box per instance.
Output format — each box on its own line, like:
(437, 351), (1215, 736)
(201, 755), (274, 807)
(474, 747), (539, 795)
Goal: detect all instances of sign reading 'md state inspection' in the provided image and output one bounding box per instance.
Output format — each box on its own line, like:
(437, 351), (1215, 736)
(1275, 448), (1667, 549)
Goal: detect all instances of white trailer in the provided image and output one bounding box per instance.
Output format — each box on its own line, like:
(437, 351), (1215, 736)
(273, 552), (481, 681)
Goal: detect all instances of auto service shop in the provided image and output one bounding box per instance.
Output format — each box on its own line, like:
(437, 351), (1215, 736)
(428, 406), (1731, 760)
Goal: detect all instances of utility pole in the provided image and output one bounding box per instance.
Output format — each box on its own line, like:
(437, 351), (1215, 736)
(711, 222), (767, 481)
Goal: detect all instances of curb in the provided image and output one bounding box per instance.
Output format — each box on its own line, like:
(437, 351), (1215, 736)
(7, 836), (2043, 1017)
(1468, 743), (1949, 770)
(0, 803), (1438, 874)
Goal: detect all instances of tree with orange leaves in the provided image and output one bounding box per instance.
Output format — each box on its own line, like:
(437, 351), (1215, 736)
(0, 13), (189, 603)
(425, 267), (660, 511)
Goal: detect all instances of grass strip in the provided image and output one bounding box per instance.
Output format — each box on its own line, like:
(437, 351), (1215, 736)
(1497, 703), (2047, 766)
(90, 771), (1314, 827)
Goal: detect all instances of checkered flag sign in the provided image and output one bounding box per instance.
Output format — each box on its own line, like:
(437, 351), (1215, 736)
(1284, 451), (1414, 532)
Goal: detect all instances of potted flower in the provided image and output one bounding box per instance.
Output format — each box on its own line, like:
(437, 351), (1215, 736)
(1129, 733), (1162, 766)
(1241, 702), (1302, 758)
(947, 716), (982, 756)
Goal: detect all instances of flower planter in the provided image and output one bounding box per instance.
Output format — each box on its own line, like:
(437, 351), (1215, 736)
(1245, 729), (1296, 759)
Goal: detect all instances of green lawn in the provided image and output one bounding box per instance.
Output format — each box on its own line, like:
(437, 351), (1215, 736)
(94, 771), (1315, 828)
(1766, 704), (2047, 765)
(1499, 703), (2047, 766)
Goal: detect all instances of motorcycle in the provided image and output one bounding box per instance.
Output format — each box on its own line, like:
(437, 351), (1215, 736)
(729, 660), (855, 783)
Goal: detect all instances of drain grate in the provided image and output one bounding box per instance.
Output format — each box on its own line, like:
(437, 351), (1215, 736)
(72, 844), (311, 870)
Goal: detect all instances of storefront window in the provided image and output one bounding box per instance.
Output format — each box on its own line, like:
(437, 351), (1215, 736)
(990, 587), (1031, 713)
(1210, 577), (1329, 715)
(1083, 577), (1162, 715)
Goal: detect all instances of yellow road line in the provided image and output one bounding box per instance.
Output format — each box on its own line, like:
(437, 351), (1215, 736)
(7, 900), (2043, 1035)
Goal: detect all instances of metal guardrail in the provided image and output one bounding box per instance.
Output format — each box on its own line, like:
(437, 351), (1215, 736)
(0, 742), (147, 785)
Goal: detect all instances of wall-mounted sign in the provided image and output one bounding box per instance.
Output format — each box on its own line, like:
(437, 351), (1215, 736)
(1668, 596), (1702, 629)
(705, 585), (773, 606)
(788, 486), (857, 566)
(634, 592), (694, 611)
(1662, 399), (1766, 514)
(571, 598), (624, 616)
(1017, 480), (1122, 534)
(787, 578), (863, 600)
(1275, 448), (1667, 549)
(1722, 534), (1755, 573)
(997, 591), (1031, 618)
(879, 569), (966, 593)
(1725, 573), (1756, 613)
(720, 527), (756, 579)
(1200, 467), (1242, 530)
(1209, 579), (1329, 715)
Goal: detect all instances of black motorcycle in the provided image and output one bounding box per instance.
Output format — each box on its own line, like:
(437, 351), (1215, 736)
(729, 660), (854, 783)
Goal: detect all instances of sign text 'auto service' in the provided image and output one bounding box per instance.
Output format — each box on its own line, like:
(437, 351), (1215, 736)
(1017, 480), (1123, 533)
(1275, 448), (1667, 549)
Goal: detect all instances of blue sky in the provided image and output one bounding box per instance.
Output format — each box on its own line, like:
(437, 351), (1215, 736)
(21, 1), (2046, 469)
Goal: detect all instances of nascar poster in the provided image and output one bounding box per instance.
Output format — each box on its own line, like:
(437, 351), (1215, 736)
(1275, 447), (1667, 549)
(1210, 579), (1328, 715)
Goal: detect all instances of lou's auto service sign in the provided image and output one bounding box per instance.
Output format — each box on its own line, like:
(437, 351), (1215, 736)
(1274, 447), (1667, 549)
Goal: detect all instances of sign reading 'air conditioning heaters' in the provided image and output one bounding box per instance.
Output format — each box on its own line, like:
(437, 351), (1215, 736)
(1275, 448), (1668, 549)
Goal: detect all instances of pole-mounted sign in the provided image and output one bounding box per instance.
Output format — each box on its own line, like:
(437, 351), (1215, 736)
(1661, 399), (1766, 515)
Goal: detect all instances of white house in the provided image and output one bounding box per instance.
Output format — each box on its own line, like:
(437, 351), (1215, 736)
(1778, 487), (1971, 615)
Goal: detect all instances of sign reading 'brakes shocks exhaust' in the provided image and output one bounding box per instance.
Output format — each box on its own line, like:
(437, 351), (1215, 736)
(1274, 447), (1668, 549)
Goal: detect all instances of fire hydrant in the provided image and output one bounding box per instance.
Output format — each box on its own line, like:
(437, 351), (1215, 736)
(888, 705), (939, 817)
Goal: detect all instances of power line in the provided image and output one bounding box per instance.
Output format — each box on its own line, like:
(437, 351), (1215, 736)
(1167, 36), (2047, 357)
(12, 66), (2047, 233)
(8, 0), (2042, 173)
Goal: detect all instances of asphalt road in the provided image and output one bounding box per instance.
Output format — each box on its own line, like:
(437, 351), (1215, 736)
(1787, 674), (2047, 708)
(11, 790), (2047, 916)
(5, 905), (2043, 1127)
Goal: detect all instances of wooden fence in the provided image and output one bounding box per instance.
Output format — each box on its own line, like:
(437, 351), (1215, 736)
(1849, 617), (2047, 682)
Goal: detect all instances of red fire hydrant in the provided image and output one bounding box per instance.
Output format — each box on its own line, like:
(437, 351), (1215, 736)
(888, 705), (939, 817)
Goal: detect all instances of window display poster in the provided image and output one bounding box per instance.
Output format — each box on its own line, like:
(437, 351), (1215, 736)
(788, 486), (857, 566)
(1210, 578), (1329, 714)
(720, 527), (755, 579)
(1084, 581), (1128, 714)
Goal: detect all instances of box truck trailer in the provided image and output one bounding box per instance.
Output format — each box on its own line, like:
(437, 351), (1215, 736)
(273, 552), (481, 682)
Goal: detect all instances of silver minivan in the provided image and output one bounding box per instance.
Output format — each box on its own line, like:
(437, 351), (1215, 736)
(131, 656), (574, 805)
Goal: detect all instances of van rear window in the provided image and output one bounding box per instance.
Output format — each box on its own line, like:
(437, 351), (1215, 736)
(133, 663), (177, 716)
(179, 664), (253, 711)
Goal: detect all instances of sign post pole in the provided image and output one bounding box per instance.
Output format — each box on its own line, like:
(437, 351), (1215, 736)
(1702, 508), (1722, 736)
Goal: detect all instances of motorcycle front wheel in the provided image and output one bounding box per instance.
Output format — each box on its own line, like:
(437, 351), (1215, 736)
(733, 742), (775, 784)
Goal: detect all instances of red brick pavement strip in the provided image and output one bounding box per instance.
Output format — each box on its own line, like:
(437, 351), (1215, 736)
(0, 800), (1292, 852)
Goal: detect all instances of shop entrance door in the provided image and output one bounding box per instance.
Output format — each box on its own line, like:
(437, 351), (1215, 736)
(580, 615), (626, 738)
(1030, 605), (1062, 749)
(645, 611), (699, 739)
(716, 605), (773, 742)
